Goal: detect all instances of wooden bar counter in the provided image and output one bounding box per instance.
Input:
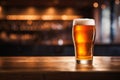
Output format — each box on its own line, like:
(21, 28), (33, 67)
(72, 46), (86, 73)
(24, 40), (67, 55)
(0, 56), (120, 80)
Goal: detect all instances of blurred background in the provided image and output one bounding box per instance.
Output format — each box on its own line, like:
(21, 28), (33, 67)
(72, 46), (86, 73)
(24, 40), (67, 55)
(0, 0), (120, 56)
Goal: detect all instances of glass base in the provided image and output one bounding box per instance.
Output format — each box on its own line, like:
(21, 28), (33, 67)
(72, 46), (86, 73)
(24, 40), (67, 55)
(76, 60), (92, 65)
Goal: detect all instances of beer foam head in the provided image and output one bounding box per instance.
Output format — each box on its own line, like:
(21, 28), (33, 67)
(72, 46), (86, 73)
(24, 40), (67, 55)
(73, 18), (95, 26)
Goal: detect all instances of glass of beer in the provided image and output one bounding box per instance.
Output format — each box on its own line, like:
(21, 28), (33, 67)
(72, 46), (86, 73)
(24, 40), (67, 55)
(72, 18), (96, 65)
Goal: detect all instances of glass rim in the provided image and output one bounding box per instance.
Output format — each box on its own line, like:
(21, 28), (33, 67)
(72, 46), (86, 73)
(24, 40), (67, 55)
(73, 18), (95, 26)
(73, 18), (94, 20)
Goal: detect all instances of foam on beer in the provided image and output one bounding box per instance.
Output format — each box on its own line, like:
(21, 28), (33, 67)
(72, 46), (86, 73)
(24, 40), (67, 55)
(73, 18), (95, 26)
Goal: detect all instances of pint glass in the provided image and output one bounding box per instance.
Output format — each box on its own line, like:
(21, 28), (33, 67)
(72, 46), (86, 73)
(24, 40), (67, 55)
(72, 18), (96, 65)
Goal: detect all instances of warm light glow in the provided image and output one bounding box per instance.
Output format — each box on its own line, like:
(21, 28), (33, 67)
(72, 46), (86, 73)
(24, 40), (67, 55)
(93, 2), (99, 8)
(61, 15), (68, 20)
(22, 7), (37, 15)
(7, 15), (40, 20)
(0, 6), (2, 12)
(0, 32), (7, 40)
(61, 15), (80, 20)
(6, 15), (80, 20)
(64, 8), (74, 15)
(27, 7), (36, 13)
(48, 7), (55, 12)
(10, 34), (17, 40)
(115, 0), (120, 4)
(27, 20), (33, 25)
(45, 7), (56, 15)
(41, 15), (80, 20)
(21, 34), (32, 40)
(41, 15), (54, 20)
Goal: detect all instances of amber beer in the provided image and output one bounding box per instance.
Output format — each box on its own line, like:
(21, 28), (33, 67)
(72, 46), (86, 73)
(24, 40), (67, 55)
(72, 19), (95, 64)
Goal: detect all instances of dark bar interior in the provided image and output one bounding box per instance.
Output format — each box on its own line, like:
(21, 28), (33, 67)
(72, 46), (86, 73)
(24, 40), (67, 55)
(0, 0), (120, 56)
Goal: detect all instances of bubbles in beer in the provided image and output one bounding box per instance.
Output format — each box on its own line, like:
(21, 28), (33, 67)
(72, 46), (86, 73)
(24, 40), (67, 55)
(72, 18), (95, 60)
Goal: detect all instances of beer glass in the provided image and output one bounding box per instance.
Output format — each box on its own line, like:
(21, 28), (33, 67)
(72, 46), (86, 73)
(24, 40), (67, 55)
(72, 18), (96, 65)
